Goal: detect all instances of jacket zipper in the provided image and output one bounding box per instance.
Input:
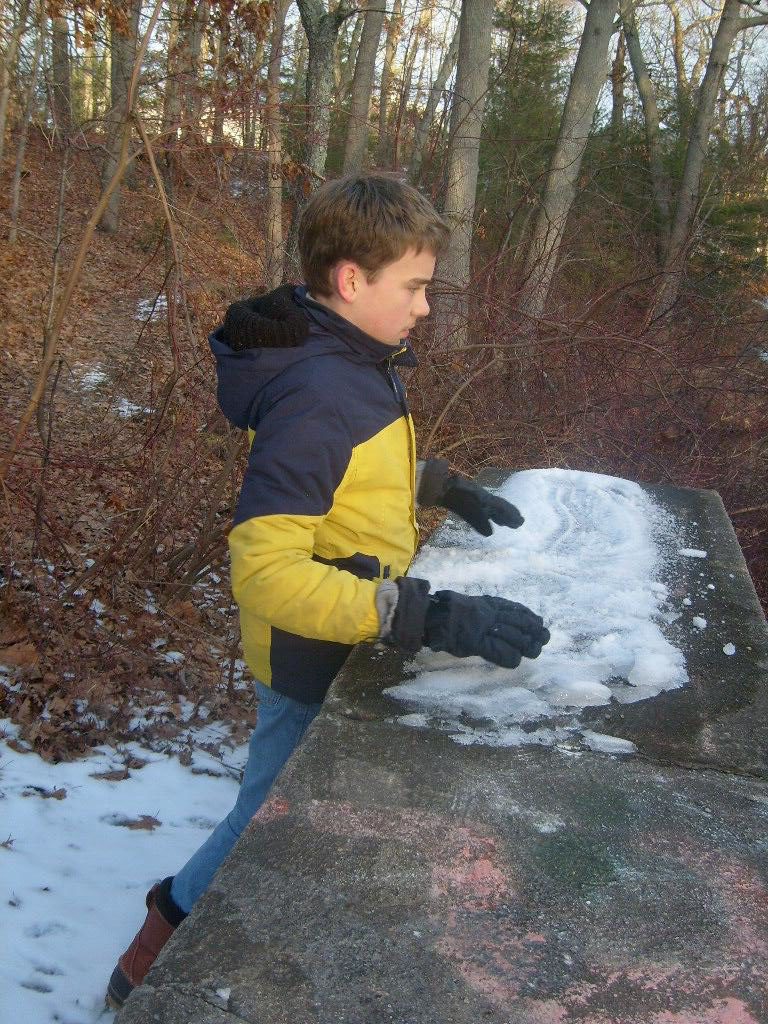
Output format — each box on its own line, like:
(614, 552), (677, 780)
(383, 352), (419, 541)
(383, 351), (408, 415)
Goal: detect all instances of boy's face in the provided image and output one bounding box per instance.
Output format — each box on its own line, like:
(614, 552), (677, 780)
(327, 247), (436, 347)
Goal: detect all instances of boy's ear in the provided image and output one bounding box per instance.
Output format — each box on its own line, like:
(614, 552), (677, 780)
(333, 261), (360, 304)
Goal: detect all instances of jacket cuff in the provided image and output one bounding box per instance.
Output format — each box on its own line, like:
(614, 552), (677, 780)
(375, 579), (400, 638)
(384, 576), (432, 653)
(416, 458), (451, 508)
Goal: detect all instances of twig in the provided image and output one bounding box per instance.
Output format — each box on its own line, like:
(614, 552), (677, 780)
(731, 504), (768, 515)
(423, 356), (502, 454)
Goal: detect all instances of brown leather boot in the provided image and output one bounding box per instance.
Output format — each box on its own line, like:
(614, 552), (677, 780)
(106, 877), (187, 1008)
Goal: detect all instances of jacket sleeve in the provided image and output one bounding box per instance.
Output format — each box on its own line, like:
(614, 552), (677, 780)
(228, 379), (381, 644)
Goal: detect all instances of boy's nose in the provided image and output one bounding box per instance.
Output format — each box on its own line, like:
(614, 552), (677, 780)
(415, 294), (430, 318)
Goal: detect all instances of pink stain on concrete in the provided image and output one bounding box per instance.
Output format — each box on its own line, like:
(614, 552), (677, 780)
(430, 830), (509, 909)
(251, 799), (767, 1020)
(650, 997), (761, 1024)
(250, 794), (290, 822)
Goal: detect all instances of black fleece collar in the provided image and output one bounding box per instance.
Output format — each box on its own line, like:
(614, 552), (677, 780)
(219, 283), (418, 368)
(294, 286), (418, 368)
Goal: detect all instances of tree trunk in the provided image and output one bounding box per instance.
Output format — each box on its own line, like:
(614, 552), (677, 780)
(517, 0), (618, 330)
(391, 8), (425, 170)
(0, 0), (32, 164)
(291, 26), (308, 108)
(80, 36), (95, 121)
(620, 0), (672, 259)
(435, 0), (494, 350)
(180, 0), (209, 136)
(408, 22), (459, 182)
(375, 0), (402, 167)
(50, 14), (72, 138)
(342, 0), (385, 173)
(8, 1), (43, 242)
(296, 0), (350, 179)
(669, 2), (692, 131)
(211, 13), (231, 146)
(646, 0), (764, 324)
(610, 29), (625, 135)
(98, 0), (141, 234)
(162, 0), (181, 135)
(265, 0), (291, 288)
(337, 10), (363, 96)
(283, 0), (352, 273)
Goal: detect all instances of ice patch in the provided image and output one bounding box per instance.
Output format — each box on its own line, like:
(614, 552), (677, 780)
(692, 616), (707, 629)
(580, 730), (638, 755)
(723, 643), (736, 656)
(679, 548), (707, 558)
(387, 469), (689, 751)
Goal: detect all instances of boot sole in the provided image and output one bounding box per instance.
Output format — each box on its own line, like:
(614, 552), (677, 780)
(106, 964), (133, 1010)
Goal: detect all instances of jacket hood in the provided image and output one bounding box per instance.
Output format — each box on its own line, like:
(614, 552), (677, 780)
(210, 285), (417, 430)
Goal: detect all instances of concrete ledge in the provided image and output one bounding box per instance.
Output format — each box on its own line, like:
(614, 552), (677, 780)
(117, 476), (768, 1023)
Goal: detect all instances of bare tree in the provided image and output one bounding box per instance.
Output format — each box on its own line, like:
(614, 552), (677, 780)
(265, 0), (291, 288)
(296, 0), (354, 179)
(98, 0), (142, 234)
(211, 10), (231, 146)
(610, 29), (626, 134)
(646, 0), (768, 324)
(50, 12), (72, 137)
(620, 0), (672, 258)
(8, 0), (43, 242)
(163, 0), (209, 139)
(436, 0), (494, 350)
(375, 0), (402, 166)
(517, 0), (619, 331)
(408, 20), (459, 182)
(342, 0), (385, 173)
(0, 0), (32, 164)
(336, 7), (362, 95)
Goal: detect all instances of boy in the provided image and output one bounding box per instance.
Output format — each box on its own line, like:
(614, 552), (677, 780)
(106, 174), (549, 1008)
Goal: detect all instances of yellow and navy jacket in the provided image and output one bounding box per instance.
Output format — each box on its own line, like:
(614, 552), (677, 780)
(210, 286), (419, 704)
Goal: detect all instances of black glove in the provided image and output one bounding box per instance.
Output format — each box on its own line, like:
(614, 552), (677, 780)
(418, 459), (523, 537)
(425, 591), (549, 668)
(387, 577), (550, 670)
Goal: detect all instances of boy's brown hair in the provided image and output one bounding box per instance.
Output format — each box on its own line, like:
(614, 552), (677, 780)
(297, 174), (450, 297)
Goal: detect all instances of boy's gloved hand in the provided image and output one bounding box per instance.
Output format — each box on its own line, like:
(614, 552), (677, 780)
(425, 591), (549, 668)
(417, 458), (523, 536)
(384, 577), (550, 670)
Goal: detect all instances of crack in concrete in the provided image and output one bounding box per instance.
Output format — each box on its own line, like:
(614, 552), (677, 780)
(138, 980), (256, 1024)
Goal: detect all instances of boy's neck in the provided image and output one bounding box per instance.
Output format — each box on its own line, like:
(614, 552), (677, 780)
(305, 291), (393, 345)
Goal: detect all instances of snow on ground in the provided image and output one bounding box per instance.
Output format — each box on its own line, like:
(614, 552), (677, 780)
(386, 469), (695, 750)
(134, 295), (168, 322)
(0, 720), (244, 1023)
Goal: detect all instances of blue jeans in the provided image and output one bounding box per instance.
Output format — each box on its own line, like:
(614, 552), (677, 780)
(170, 681), (322, 914)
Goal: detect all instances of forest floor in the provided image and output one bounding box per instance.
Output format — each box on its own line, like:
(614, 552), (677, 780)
(1, 129), (766, 768)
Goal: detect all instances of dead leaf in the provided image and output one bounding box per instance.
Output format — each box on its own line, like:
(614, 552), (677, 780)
(122, 815), (161, 831)
(0, 642), (39, 668)
(22, 786), (67, 800)
(90, 768), (130, 781)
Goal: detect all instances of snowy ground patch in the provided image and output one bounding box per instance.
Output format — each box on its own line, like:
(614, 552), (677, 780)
(386, 469), (690, 752)
(0, 721), (243, 1023)
(134, 295), (168, 322)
